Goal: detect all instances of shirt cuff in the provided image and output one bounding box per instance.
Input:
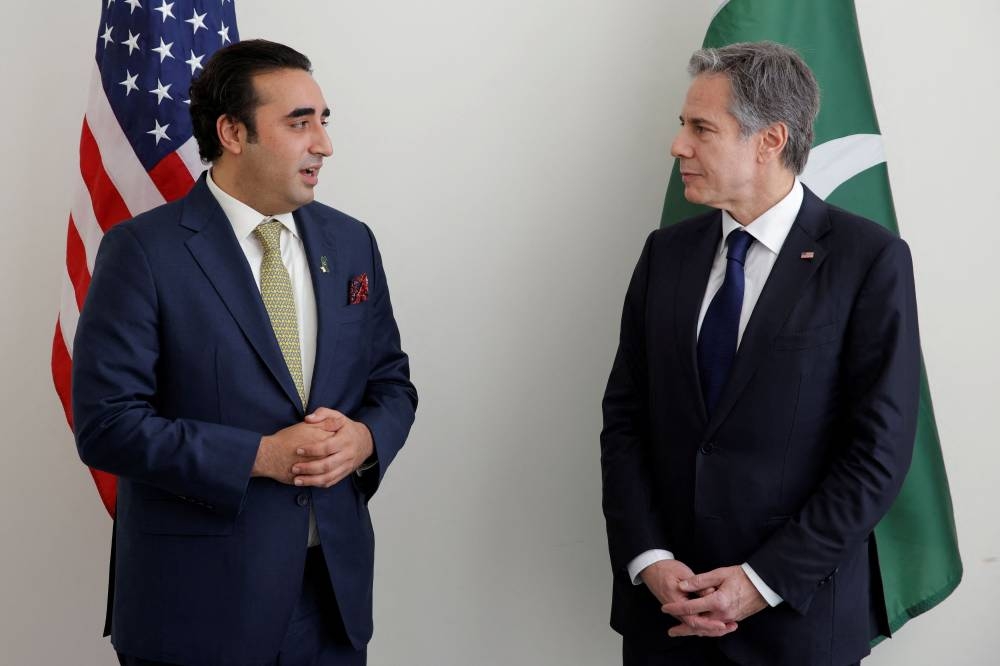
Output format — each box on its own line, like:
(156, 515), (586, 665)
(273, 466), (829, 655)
(741, 562), (783, 607)
(627, 549), (675, 586)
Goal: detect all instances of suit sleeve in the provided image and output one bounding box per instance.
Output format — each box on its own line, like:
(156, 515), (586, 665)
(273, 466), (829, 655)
(601, 232), (670, 572)
(746, 236), (921, 614)
(352, 225), (418, 499)
(72, 225), (261, 518)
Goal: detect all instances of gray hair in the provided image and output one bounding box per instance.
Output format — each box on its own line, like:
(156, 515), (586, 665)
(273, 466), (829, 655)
(688, 41), (820, 175)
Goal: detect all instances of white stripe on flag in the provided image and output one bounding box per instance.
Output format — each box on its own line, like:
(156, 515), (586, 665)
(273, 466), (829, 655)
(801, 134), (886, 201)
(85, 62), (166, 215)
(70, 169), (105, 273)
(59, 271), (80, 356)
(177, 136), (208, 181)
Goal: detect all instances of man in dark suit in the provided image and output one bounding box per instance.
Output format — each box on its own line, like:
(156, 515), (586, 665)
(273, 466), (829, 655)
(600, 42), (919, 666)
(72, 40), (417, 665)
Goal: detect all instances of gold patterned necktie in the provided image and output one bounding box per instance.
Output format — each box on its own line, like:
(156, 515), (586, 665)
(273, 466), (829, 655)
(253, 219), (305, 406)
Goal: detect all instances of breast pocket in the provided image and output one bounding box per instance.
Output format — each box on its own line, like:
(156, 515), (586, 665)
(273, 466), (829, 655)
(773, 323), (838, 351)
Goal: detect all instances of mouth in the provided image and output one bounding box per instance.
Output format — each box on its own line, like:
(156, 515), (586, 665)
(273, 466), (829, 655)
(300, 165), (321, 185)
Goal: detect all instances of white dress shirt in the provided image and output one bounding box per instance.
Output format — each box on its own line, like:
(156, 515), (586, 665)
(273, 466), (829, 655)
(627, 180), (804, 607)
(206, 172), (321, 547)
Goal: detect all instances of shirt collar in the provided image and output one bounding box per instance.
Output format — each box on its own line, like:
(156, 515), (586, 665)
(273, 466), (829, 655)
(205, 170), (298, 241)
(720, 179), (803, 255)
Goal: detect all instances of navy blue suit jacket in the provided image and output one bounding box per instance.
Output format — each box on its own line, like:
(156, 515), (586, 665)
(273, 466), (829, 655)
(72, 175), (417, 665)
(600, 187), (920, 665)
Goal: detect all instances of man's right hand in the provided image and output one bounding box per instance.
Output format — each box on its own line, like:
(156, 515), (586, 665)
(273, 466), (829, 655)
(251, 422), (336, 484)
(639, 559), (737, 638)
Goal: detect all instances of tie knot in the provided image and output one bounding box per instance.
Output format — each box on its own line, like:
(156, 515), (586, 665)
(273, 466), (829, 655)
(726, 229), (754, 264)
(253, 219), (283, 253)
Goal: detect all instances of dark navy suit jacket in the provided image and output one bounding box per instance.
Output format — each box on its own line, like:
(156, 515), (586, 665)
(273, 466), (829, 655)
(600, 187), (920, 665)
(72, 175), (417, 665)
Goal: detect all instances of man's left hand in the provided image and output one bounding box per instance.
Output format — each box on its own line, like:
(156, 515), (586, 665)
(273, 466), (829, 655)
(290, 408), (374, 488)
(661, 565), (769, 638)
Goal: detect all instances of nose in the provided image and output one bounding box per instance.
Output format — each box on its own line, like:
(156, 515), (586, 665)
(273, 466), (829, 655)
(670, 128), (692, 159)
(312, 124), (333, 157)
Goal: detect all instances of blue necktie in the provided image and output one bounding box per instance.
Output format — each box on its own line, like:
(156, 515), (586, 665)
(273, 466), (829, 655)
(698, 229), (754, 415)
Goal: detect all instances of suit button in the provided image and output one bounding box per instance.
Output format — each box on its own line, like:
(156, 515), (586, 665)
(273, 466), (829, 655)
(296, 493), (310, 507)
(699, 442), (716, 455)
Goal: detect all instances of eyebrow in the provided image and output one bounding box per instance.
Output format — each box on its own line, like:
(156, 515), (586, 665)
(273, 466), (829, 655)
(285, 107), (331, 119)
(680, 115), (717, 129)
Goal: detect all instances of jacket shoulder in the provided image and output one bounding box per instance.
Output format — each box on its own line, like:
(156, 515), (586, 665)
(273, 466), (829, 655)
(824, 202), (899, 245)
(114, 198), (186, 236)
(298, 200), (379, 247)
(302, 200), (368, 230)
(817, 201), (910, 275)
(796, 183), (899, 249)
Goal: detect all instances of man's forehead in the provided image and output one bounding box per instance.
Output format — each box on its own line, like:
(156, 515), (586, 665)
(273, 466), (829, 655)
(252, 68), (328, 109)
(681, 74), (733, 118)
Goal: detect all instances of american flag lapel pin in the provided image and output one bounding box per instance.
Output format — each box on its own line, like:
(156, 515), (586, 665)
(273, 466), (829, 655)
(320, 256), (330, 273)
(800, 251), (815, 260)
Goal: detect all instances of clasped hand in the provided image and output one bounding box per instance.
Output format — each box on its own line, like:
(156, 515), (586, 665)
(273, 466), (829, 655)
(252, 408), (374, 488)
(641, 560), (768, 638)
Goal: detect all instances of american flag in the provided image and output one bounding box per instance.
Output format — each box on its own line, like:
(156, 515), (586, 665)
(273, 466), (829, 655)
(53, 0), (240, 518)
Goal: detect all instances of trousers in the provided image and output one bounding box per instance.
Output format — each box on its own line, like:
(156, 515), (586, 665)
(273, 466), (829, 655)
(117, 547), (365, 666)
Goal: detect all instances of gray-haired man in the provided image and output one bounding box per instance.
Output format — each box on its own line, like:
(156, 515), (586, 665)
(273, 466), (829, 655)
(601, 42), (919, 665)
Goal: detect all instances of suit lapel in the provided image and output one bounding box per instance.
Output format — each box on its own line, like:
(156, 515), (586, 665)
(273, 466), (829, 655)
(181, 176), (304, 411)
(295, 204), (340, 413)
(673, 214), (722, 424)
(704, 187), (832, 436)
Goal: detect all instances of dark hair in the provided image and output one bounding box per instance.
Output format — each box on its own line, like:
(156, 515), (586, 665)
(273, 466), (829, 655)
(688, 41), (819, 175)
(189, 39), (312, 163)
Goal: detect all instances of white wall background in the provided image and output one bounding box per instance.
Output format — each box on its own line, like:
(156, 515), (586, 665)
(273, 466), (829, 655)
(1, 1), (997, 664)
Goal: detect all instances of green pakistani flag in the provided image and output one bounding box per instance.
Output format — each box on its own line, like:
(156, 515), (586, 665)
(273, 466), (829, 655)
(661, 0), (962, 640)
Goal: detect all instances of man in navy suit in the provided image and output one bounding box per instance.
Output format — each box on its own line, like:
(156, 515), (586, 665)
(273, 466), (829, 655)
(73, 40), (417, 665)
(601, 42), (920, 665)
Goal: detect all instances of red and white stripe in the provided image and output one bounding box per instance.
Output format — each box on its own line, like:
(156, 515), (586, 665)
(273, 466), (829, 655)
(53, 62), (205, 518)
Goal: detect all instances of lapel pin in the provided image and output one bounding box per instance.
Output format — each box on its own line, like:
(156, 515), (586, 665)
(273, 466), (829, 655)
(800, 251), (815, 260)
(319, 256), (330, 273)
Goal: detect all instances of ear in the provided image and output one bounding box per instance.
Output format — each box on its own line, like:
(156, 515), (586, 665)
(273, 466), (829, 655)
(216, 115), (245, 156)
(757, 122), (788, 164)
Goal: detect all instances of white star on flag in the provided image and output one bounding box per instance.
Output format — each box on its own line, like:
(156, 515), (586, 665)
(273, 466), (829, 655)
(185, 9), (207, 34)
(121, 30), (140, 55)
(147, 119), (170, 144)
(154, 0), (175, 22)
(56, 0), (241, 521)
(149, 79), (173, 104)
(185, 50), (205, 75)
(119, 70), (139, 95)
(100, 24), (114, 48)
(152, 37), (175, 62)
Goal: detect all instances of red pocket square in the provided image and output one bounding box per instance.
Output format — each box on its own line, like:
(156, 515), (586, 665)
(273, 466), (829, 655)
(348, 273), (369, 305)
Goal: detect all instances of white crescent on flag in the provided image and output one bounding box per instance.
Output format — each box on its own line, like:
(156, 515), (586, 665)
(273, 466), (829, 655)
(800, 133), (887, 200)
(713, 1), (732, 20)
